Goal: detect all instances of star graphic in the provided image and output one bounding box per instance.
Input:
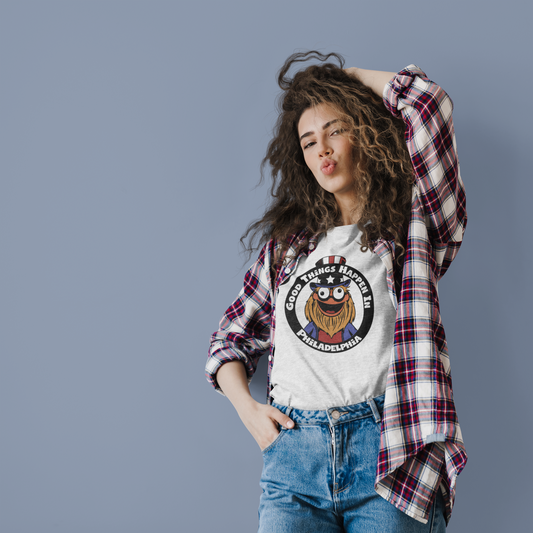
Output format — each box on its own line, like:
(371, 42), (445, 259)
(326, 275), (335, 284)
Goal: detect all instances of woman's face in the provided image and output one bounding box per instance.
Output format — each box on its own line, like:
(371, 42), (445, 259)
(297, 103), (356, 199)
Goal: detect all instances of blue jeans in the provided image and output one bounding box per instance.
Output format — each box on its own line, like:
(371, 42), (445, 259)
(258, 394), (446, 532)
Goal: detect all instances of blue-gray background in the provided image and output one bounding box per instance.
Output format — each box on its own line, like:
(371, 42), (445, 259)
(1, 1), (531, 531)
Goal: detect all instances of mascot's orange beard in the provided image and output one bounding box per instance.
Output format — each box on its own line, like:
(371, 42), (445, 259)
(304, 293), (356, 339)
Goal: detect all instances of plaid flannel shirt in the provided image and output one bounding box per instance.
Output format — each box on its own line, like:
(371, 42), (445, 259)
(206, 65), (468, 526)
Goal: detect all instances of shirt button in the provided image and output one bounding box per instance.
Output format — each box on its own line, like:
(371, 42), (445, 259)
(268, 355), (272, 361)
(331, 410), (340, 420)
(284, 267), (291, 274)
(309, 243), (315, 250)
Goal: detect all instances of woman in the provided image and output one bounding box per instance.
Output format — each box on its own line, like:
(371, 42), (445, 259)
(206, 51), (468, 532)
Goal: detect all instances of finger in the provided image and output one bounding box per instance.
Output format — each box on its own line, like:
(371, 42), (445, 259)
(270, 408), (294, 429)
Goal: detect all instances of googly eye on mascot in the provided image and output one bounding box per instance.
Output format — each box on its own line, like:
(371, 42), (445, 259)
(304, 257), (357, 344)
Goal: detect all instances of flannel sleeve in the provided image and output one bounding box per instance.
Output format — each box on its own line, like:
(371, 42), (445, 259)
(205, 241), (274, 395)
(383, 65), (467, 278)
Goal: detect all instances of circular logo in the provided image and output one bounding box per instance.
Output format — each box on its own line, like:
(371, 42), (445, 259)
(284, 256), (374, 353)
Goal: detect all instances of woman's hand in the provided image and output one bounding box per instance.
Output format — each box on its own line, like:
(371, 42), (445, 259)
(216, 360), (294, 451)
(344, 67), (360, 79)
(237, 399), (294, 451)
(345, 67), (397, 97)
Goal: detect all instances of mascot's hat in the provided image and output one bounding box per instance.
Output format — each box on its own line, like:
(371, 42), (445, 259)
(310, 256), (351, 290)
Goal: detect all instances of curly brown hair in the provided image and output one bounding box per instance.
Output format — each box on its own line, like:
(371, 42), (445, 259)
(241, 50), (414, 270)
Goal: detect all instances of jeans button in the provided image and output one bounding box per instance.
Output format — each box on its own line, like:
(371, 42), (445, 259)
(331, 410), (340, 420)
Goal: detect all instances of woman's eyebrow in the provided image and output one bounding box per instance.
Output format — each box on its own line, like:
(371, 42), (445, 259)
(299, 119), (341, 142)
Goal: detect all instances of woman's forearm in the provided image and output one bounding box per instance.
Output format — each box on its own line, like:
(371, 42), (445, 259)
(346, 67), (397, 97)
(216, 360), (256, 413)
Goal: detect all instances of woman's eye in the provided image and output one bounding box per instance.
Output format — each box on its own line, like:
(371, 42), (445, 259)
(303, 141), (315, 150)
(318, 288), (329, 299)
(333, 287), (345, 300)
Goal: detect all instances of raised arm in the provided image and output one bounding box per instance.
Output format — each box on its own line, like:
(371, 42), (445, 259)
(347, 65), (467, 277)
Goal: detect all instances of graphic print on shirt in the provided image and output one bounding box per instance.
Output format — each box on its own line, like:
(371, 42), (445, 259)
(284, 256), (374, 353)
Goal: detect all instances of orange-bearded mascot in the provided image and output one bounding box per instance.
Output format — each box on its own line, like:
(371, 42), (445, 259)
(304, 257), (357, 344)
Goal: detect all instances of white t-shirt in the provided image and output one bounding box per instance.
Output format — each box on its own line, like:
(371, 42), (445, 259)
(270, 224), (397, 409)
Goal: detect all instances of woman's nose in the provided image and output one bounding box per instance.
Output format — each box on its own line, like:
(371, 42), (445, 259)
(318, 141), (332, 157)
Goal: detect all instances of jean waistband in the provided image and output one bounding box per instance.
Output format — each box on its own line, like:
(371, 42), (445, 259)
(272, 393), (385, 426)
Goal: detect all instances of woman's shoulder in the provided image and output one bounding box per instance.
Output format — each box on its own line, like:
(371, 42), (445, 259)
(263, 228), (310, 256)
(263, 229), (311, 284)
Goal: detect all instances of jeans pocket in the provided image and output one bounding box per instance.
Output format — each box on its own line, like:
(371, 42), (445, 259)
(261, 427), (287, 455)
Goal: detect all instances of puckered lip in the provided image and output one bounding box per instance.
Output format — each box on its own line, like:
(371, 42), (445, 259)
(320, 158), (337, 171)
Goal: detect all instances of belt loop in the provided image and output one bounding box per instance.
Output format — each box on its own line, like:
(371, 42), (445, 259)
(367, 397), (381, 424)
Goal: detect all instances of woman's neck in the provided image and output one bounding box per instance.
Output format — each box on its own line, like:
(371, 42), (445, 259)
(335, 192), (361, 226)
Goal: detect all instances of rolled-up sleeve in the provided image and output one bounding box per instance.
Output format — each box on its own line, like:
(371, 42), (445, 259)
(383, 65), (467, 277)
(205, 241), (274, 395)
